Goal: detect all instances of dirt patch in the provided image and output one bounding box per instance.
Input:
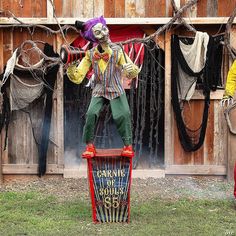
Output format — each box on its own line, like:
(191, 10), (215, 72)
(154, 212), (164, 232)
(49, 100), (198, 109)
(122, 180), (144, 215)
(0, 176), (234, 202)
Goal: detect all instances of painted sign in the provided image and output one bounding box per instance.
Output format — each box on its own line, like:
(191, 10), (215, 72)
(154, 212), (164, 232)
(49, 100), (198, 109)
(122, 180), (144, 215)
(87, 154), (132, 223)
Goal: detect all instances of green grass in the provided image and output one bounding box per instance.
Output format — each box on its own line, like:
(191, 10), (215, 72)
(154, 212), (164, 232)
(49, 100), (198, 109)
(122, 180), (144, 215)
(0, 191), (236, 236)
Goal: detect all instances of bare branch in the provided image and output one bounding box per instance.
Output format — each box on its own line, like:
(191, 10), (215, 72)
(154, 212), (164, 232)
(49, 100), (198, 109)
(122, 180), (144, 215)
(171, 0), (197, 33)
(225, 7), (236, 60)
(118, 0), (198, 45)
(47, 0), (69, 44)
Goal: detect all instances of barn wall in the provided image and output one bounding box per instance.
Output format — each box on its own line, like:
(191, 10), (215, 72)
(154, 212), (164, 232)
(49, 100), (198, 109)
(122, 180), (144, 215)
(0, 0), (235, 177)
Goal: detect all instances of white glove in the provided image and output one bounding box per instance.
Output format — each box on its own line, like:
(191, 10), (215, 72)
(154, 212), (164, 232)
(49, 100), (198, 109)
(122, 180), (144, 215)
(122, 63), (134, 74)
(220, 95), (234, 107)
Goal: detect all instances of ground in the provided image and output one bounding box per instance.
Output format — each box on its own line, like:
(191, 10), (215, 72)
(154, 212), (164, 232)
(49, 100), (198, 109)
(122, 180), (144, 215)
(0, 176), (235, 236)
(1, 176), (233, 202)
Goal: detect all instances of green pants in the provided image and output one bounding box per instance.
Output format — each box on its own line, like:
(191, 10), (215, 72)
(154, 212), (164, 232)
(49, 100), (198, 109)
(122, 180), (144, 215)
(83, 93), (132, 146)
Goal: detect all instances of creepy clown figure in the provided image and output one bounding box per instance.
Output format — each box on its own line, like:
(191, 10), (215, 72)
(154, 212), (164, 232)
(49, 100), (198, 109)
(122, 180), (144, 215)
(66, 16), (140, 158)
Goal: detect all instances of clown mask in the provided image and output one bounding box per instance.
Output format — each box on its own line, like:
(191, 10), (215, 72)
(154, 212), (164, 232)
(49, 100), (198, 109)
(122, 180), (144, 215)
(92, 23), (109, 43)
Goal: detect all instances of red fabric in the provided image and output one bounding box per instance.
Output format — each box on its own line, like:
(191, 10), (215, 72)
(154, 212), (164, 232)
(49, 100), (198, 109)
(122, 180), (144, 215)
(234, 162), (236, 199)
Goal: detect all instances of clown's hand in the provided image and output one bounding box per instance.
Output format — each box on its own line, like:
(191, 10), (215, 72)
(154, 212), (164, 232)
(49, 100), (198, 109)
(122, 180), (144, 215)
(123, 63), (133, 73)
(122, 63), (140, 79)
(220, 95), (234, 107)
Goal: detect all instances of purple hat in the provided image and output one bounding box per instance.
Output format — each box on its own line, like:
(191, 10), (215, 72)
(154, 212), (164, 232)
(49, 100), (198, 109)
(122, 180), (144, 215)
(77, 16), (107, 43)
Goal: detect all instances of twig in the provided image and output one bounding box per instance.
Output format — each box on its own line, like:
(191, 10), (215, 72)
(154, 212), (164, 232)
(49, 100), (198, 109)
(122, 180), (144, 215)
(225, 7), (236, 60)
(117, 0), (198, 45)
(171, 0), (197, 33)
(48, 0), (69, 45)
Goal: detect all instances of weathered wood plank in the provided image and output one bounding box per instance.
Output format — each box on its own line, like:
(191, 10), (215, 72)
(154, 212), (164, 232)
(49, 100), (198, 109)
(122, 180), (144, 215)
(197, 0), (207, 17)
(21, 0), (33, 17)
(53, 0), (63, 17)
(213, 101), (227, 166)
(116, 0), (125, 17)
(174, 101), (204, 165)
(145, 0), (166, 17)
(203, 101), (214, 165)
(180, 0), (197, 17)
(47, 0), (54, 19)
(83, 1), (94, 18)
(94, 0), (104, 17)
(191, 90), (224, 100)
(62, 0), (72, 17)
(12, 0), (23, 17)
(104, 0), (115, 17)
(33, 0), (47, 17)
(174, 118), (192, 165)
(125, 0), (136, 17)
(2, 164), (64, 174)
(164, 30), (174, 166)
(165, 165), (227, 175)
(207, 0), (218, 17)
(135, 0), (145, 17)
(56, 65), (64, 166)
(191, 101), (204, 164)
(218, 0), (236, 17)
(71, 0), (83, 18)
(1, 17), (236, 25)
(166, 0), (174, 17)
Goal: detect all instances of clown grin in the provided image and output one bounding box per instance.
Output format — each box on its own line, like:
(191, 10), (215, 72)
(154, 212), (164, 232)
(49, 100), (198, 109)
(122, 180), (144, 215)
(92, 23), (110, 43)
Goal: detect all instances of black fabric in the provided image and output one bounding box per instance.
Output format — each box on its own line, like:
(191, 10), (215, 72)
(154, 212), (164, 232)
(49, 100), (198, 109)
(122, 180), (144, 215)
(38, 43), (59, 176)
(0, 76), (11, 150)
(171, 34), (223, 152)
(205, 35), (224, 90)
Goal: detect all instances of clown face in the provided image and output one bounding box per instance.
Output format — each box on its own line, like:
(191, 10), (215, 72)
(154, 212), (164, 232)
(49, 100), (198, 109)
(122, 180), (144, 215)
(92, 23), (109, 43)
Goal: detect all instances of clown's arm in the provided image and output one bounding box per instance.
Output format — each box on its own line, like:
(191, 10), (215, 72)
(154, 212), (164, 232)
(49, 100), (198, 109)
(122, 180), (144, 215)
(118, 50), (140, 79)
(221, 60), (236, 107)
(66, 50), (91, 84)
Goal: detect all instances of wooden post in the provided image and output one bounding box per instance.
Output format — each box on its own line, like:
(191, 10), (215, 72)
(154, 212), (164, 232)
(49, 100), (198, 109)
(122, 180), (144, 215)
(56, 64), (64, 170)
(164, 30), (174, 168)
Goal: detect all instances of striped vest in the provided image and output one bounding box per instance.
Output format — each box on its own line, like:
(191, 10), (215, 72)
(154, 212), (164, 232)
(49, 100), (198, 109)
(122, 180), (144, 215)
(90, 47), (124, 100)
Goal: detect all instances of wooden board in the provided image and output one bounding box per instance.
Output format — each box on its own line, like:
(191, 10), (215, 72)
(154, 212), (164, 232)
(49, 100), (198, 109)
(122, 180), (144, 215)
(145, 0), (166, 17)
(0, 0), (234, 19)
(218, 0), (236, 17)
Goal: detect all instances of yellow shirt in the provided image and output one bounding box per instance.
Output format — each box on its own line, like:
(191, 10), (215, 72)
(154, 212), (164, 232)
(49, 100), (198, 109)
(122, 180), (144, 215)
(224, 60), (236, 97)
(66, 46), (140, 85)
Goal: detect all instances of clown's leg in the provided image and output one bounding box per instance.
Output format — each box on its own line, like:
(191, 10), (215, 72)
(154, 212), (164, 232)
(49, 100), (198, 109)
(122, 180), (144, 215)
(82, 97), (104, 158)
(110, 93), (134, 158)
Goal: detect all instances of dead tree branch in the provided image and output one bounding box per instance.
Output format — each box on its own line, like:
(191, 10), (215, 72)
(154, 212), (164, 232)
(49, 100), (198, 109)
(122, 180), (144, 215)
(48, 0), (69, 44)
(118, 0), (198, 45)
(171, 0), (197, 33)
(225, 7), (236, 60)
